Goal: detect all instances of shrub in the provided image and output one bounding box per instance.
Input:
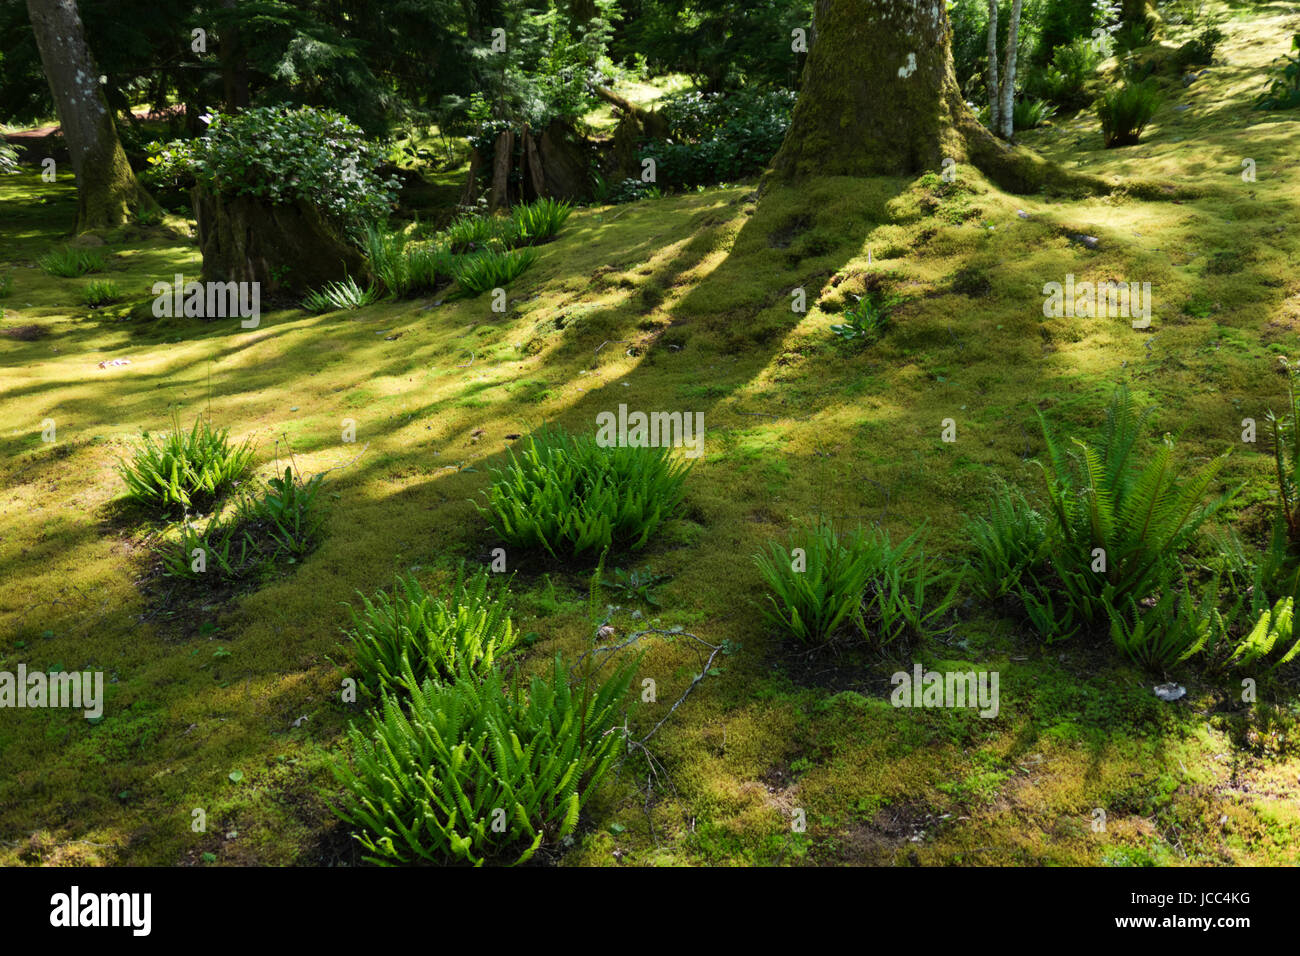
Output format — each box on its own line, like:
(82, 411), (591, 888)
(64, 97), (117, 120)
(331, 654), (637, 865)
(82, 278), (122, 307)
(1256, 34), (1300, 110)
(1173, 23), (1226, 69)
(345, 568), (518, 698)
(1034, 37), (1104, 110)
(301, 275), (379, 313)
(118, 412), (256, 515)
(963, 488), (1048, 601)
(481, 425), (691, 561)
(1027, 383), (1237, 639)
(38, 246), (105, 277)
(1098, 82), (1161, 147)
(1013, 97), (1058, 130)
(452, 247), (538, 296)
(638, 88), (796, 190)
(148, 106), (399, 239)
(509, 198), (572, 246)
(754, 521), (878, 645)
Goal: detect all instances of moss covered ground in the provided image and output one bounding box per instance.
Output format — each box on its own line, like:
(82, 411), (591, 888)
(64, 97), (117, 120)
(3, 7), (1300, 866)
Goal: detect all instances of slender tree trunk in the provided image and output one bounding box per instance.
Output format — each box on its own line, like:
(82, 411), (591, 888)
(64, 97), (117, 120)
(25, 0), (155, 231)
(986, 0), (1000, 134)
(769, 0), (1106, 194)
(1000, 0), (1022, 140)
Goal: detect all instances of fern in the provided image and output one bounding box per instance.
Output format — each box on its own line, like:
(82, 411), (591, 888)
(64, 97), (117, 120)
(331, 654), (637, 866)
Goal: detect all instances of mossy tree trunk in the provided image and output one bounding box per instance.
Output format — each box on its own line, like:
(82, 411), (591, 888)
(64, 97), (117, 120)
(770, 0), (1100, 193)
(25, 0), (156, 232)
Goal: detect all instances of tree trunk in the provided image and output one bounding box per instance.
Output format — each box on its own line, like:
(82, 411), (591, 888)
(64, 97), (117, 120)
(769, 0), (1101, 194)
(25, 0), (156, 231)
(986, 0), (999, 134)
(489, 129), (514, 211)
(193, 188), (367, 295)
(220, 0), (251, 111)
(1000, 0), (1023, 141)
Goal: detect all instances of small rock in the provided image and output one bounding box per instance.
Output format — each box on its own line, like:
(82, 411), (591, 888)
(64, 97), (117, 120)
(1154, 682), (1186, 702)
(1173, 104), (1191, 112)
(1016, 209), (1030, 219)
(291, 715), (309, 728)
(97, 358), (130, 369)
(1068, 233), (1100, 250)
(597, 625), (616, 641)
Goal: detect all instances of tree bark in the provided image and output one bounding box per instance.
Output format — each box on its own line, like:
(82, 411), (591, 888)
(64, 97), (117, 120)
(489, 128), (514, 211)
(25, 0), (156, 231)
(982, 0), (993, 134)
(1000, 0), (1023, 141)
(769, 0), (1103, 194)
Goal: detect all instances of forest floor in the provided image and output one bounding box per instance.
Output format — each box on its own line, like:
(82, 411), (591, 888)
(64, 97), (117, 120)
(3, 7), (1300, 866)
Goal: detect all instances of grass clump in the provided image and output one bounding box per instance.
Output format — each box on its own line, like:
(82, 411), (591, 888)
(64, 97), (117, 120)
(481, 425), (690, 562)
(452, 247), (539, 296)
(345, 567), (517, 699)
(331, 653), (637, 866)
(508, 198), (572, 246)
(301, 275), (379, 313)
(82, 278), (123, 307)
(118, 412), (256, 515)
(365, 224), (453, 298)
(38, 246), (106, 277)
(755, 521), (960, 646)
(1013, 97), (1057, 130)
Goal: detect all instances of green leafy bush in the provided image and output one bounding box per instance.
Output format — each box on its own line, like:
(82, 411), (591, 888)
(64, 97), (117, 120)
(148, 107), (398, 238)
(1256, 34), (1300, 109)
(638, 89), (796, 190)
(860, 528), (962, 645)
(481, 425), (691, 561)
(82, 278), (122, 306)
(440, 214), (502, 254)
(301, 275), (379, 313)
(1106, 578), (1227, 670)
(1173, 23), (1226, 69)
(963, 488), (1048, 601)
(1098, 82), (1161, 147)
(331, 654), (637, 865)
(1034, 38), (1104, 110)
(452, 248), (538, 295)
(345, 567), (518, 698)
(118, 412), (255, 515)
(38, 246), (105, 277)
